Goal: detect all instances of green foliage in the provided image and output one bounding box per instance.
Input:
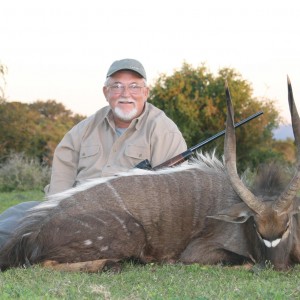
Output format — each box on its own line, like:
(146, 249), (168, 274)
(0, 100), (85, 165)
(272, 138), (297, 164)
(0, 153), (51, 192)
(149, 63), (282, 172)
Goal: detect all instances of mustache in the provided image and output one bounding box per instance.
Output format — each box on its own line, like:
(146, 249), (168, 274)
(116, 98), (136, 105)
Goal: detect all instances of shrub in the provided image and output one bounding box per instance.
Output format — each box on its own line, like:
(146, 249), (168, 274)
(0, 153), (51, 192)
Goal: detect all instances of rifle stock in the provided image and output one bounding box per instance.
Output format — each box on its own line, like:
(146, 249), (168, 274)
(134, 110), (263, 171)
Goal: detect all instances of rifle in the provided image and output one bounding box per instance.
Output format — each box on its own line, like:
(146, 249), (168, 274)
(135, 110), (263, 170)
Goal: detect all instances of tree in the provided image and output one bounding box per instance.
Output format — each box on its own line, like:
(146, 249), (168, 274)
(272, 139), (296, 164)
(28, 100), (85, 164)
(0, 100), (85, 165)
(149, 63), (282, 172)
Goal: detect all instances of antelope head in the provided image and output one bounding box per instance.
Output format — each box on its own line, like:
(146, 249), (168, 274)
(210, 77), (300, 269)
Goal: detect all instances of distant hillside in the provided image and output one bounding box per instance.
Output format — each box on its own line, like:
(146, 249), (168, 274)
(273, 124), (293, 140)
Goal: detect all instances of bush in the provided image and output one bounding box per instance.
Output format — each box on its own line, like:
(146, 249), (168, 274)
(0, 153), (51, 192)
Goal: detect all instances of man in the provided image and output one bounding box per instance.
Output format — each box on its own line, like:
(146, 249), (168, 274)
(0, 58), (187, 247)
(46, 58), (187, 195)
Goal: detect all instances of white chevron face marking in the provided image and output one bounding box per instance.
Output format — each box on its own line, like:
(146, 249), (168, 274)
(263, 238), (281, 248)
(264, 240), (272, 248)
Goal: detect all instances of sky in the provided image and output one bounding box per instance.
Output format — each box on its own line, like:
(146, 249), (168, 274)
(1, 0), (299, 124)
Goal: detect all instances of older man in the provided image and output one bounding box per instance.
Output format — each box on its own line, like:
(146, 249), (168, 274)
(46, 58), (187, 195)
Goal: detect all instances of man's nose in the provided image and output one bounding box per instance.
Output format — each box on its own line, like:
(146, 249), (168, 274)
(121, 86), (131, 96)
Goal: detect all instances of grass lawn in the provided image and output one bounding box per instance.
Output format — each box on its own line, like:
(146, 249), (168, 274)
(1, 191), (300, 299)
(0, 190), (44, 212)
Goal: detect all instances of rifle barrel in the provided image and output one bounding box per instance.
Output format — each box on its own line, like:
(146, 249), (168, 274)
(189, 111), (263, 152)
(152, 110), (263, 170)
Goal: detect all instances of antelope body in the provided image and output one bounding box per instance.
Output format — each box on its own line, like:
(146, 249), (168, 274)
(0, 78), (300, 272)
(0, 158), (249, 271)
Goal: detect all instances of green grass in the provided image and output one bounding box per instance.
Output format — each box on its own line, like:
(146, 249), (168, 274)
(1, 191), (300, 299)
(1, 263), (300, 299)
(0, 190), (44, 212)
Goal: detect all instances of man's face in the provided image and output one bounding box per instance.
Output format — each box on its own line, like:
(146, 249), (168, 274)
(103, 70), (149, 127)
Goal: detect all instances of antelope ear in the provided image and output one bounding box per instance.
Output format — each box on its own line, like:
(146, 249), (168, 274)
(291, 197), (300, 215)
(207, 202), (255, 223)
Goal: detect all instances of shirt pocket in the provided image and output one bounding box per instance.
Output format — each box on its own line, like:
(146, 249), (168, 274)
(125, 144), (150, 160)
(78, 145), (101, 172)
(80, 145), (101, 158)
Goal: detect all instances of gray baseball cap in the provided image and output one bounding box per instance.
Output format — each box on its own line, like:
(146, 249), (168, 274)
(106, 58), (147, 79)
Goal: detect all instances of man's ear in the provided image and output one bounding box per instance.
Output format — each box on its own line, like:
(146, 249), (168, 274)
(103, 86), (109, 101)
(143, 86), (150, 101)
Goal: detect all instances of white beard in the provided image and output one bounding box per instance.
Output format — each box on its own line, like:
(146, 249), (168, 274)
(113, 98), (138, 121)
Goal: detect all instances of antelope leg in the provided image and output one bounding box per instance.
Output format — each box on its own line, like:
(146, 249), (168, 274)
(41, 258), (121, 273)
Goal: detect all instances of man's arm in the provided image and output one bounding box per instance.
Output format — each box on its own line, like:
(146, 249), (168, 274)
(150, 130), (187, 168)
(46, 131), (80, 196)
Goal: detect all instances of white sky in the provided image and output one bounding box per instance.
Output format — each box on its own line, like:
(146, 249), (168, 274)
(1, 0), (299, 124)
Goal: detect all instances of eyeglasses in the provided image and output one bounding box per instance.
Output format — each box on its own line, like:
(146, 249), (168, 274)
(108, 83), (145, 95)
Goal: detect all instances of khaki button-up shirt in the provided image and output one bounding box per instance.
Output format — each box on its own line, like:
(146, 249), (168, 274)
(47, 102), (187, 195)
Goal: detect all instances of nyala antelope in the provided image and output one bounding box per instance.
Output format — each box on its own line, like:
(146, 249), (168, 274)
(0, 78), (299, 272)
